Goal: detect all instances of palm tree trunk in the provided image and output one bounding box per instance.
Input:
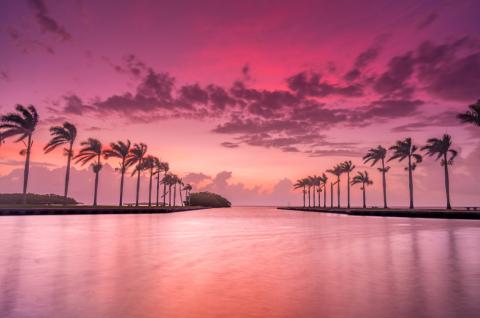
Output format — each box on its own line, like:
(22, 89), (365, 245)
(148, 168), (153, 207)
(63, 142), (73, 205)
(318, 186), (321, 208)
(93, 155), (100, 207)
(163, 172), (167, 206)
(444, 154), (452, 210)
(22, 134), (32, 204)
(312, 185), (316, 207)
(408, 155), (414, 209)
(337, 176), (340, 208)
(168, 184), (172, 206)
(135, 168), (141, 207)
(347, 172), (351, 209)
(173, 184), (177, 207)
(156, 172), (160, 207)
(330, 183), (334, 208)
(302, 186), (306, 207)
(179, 187), (184, 206)
(362, 182), (366, 208)
(308, 186), (311, 207)
(119, 167), (125, 207)
(381, 158), (388, 209)
(323, 184), (327, 208)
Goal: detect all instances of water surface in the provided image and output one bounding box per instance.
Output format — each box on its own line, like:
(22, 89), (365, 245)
(1, 207), (479, 318)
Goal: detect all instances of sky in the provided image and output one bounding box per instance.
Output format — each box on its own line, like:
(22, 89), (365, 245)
(0, 0), (479, 206)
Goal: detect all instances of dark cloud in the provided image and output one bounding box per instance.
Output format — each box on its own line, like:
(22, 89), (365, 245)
(182, 172), (211, 184)
(28, 0), (71, 41)
(63, 94), (92, 115)
(391, 111), (462, 132)
(417, 12), (438, 30)
(220, 142), (239, 148)
(287, 72), (363, 97)
(6, 26), (54, 54)
(373, 52), (415, 98)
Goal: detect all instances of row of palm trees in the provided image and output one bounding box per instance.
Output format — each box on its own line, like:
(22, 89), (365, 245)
(0, 104), (193, 206)
(294, 99), (480, 210)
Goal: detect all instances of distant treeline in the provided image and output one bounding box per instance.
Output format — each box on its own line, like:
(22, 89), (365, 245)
(0, 193), (78, 205)
(189, 192), (231, 208)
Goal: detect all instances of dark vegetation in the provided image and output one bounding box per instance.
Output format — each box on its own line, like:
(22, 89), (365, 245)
(189, 192), (231, 208)
(0, 193), (78, 205)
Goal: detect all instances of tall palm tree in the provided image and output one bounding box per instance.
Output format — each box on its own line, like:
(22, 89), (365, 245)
(74, 138), (104, 206)
(103, 140), (131, 206)
(327, 164), (343, 208)
(142, 155), (157, 207)
(183, 184), (192, 206)
(319, 174), (328, 208)
(313, 175), (321, 208)
(388, 138), (422, 209)
(306, 176), (313, 207)
(294, 179), (307, 207)
(330, 180), (338, 208)
(363, 146), (390, 208)
(421, 134), (458, 210)
(351, 171), (373, 208)
(341, 161), (355, 208)
(162, 162), (170, 206)
(457, 100), (480, 127)
(162, 173), (174, 206)
(44, 122), (77, 205)
(126, 143), (147, 207)
(0, 105), (39, 204)
(177, 177), (184, 206)
(153, 159), (167, 207)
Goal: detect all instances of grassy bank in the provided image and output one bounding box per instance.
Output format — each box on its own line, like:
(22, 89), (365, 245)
(278, 207), (480, 220)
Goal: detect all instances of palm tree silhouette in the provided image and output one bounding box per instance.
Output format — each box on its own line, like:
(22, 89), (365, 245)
(177, 177), (184, 206)
(103, 140), (131, 206)
(126, 143), (147, 207)
(183, 184), (192, 206)
(161, 162), (170, 206)
(74, 138), (104, 206)
(313, 175), (321, 208)
(389, 138), (422, 209)
(457, 100), (480, 127)
(351, 171), (373, 208)
(142, 155), (157, 207)
(330, 180), (338, 208)
(306, 176), (313, 207)
(294, 179), (307, 207)
(363, 146), (390, 208)
(422, 134), (458, 209)
(327, 164), (343, 208)
(319, 174), (328, 208)
(162, 173), (175, 206)
(0, 105), (39, 204)
(153, 159), (166, 207)
(341, 161), (355, 208)
(44, 122), (77, 205)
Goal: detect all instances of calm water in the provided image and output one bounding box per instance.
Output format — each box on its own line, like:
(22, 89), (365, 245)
(1, 207), (480, 318)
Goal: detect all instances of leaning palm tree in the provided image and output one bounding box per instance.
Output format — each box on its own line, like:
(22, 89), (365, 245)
(0, 104), (39, 204)
(388, 138), (422, 209)
(161, 162), (170, 206)
(351, 171), (373, 208)
(44, 122), (77, 205)
(74, 138), (104, 206)
(294, 179), (307, 207)
(330, 180), (338, 208)
(104, 140), (131, 206)
(363, 146), (390, 208)
(183, 184), (193, 206)
(162, 173), (175, 206)
(153, 159), (165, 207)
(457, 100), (480, 127)
(319, 174), (328, 208)
(327, 164), (343, 208)
(126, 143), (147, 207)
(421, 134), (458, 209)
(341, 161), (355, 208)
(142, 155), (157, 207)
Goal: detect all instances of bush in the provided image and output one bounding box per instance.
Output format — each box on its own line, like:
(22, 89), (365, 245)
(0, 193), (78, 205)
(189, 192), (231, 207)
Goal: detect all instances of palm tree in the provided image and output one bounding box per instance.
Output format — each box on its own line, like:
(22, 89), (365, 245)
(162, 162), (170, 206)
(103, 140), (131, 206)
(177, 177), (184, 206)
(313, 175), (321, 208)
(330, 180), (338, 208)
(162, 173), (174, 206)
(306, 176), (313, 207)
(457, 100), (480, 127)
(153, 159), (167, 207)
(183, 184), (192, 206)
(44, 122), (77, 205)
(142, 155), (157, 207)
(327, 164), (343, 208)
(0, 105), (39, 204)
(351, 171), (373, 208)
(74, 138), (104, 206)
(126, 143), (147, 207)
(319, 174), (328, 208)
(294, 179), (307, 207)
(363, 146), (390, 208)
(421, 134), (458, 209)
(341, 161), (355, 208)
(388, 138), (422, 209)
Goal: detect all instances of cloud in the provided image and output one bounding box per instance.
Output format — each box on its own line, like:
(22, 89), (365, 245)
(182, 172), (211, 184)
(373, 52), (415, 98)
(417, 12), (438, 30)
(28, 0), (71, 41)
(220, 142), (239, 148)
(0, 71), (9, 82)
(391, 111), (462, 132)
(286, 71), (364, 97)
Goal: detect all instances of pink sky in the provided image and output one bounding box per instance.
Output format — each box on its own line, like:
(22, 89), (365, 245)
(0, 0), (479, 206)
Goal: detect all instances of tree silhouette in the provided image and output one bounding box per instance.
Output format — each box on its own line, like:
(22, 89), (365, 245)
(351, 171), (373, 208)
(422, 134), (458, 209)
(363, 145), (390, 208)
(126, 143), (147, 206)
(319, 174), (328, 208)
(341, 161), (355, 208)
(389, 138), (422, 209)
(457, 100), (480, 127)
(0, 105), (39, 204)
(44, 122), (77, 205)
(294, 179), (307, 207)
(74, 138), (104, 206)
(327, 164), (343, 208)
(104, 140), (131, 206)
(142, 155), (158, 207)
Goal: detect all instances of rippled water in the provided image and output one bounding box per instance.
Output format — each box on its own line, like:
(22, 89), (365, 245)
(1, 207), (479, 318)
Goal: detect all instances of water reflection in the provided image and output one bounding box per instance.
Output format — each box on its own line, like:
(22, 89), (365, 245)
(1, 208), (479, 318)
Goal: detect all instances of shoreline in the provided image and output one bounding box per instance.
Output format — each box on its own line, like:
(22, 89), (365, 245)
(277, 207), (480, 220)
(0, 206), (209, 216)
